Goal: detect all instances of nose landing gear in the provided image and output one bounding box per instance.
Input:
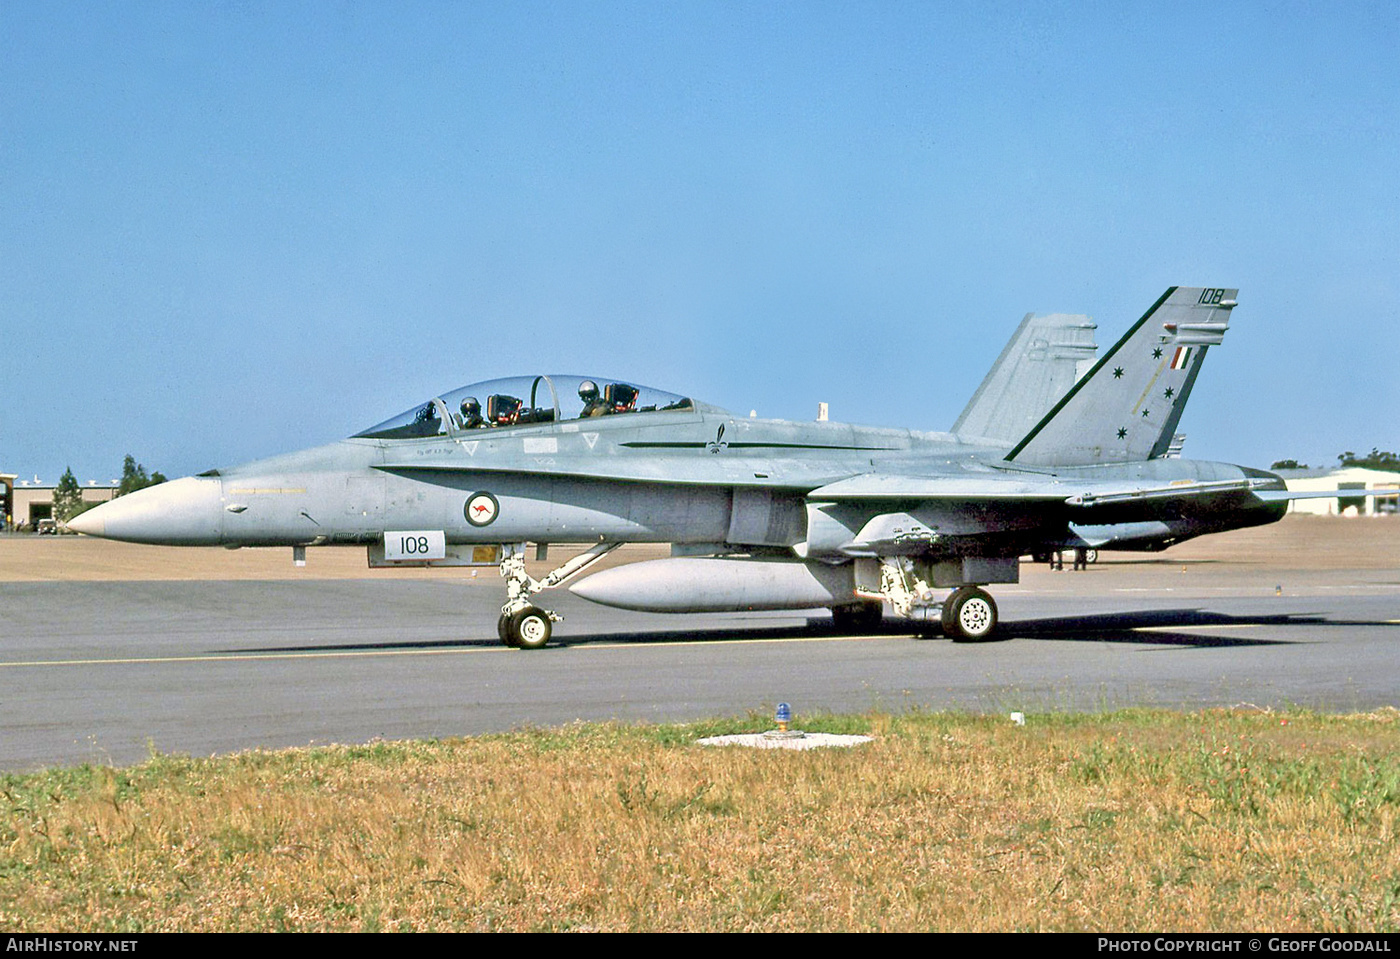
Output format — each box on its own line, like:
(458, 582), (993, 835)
(496, 542), (620, 649)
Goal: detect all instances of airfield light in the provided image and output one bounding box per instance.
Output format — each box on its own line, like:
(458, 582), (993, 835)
(765, 702), (804, 741)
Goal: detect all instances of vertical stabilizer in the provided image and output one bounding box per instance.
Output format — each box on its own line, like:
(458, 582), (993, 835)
(1005, 287), (1236, 467)
(953, 312), (1097, 444)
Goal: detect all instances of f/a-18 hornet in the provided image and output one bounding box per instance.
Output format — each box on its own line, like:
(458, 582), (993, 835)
(71, 286), (1318, 648)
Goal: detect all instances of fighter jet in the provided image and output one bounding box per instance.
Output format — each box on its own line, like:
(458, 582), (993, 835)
(69, 286), (1317, 648)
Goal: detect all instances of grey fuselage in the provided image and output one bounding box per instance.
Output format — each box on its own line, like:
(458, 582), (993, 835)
(77, 400), (1286, 562)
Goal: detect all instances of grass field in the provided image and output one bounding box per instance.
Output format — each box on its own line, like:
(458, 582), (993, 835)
(3, 709), (1398, 932)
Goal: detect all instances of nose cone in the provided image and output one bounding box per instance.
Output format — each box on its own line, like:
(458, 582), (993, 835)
(67, 477), (224, 545)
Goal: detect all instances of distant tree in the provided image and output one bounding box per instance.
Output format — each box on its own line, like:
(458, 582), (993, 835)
(118, 455), (148, 496)
(66, 499), (100, 519)
(117, 455), (167, 497)
(1337, 449), (1400, 471)
(1270, 459), (1307, 470)
(53, 468), (84, 523)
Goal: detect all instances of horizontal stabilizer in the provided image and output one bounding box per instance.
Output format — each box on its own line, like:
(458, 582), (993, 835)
(1067, 478), (1271, 507)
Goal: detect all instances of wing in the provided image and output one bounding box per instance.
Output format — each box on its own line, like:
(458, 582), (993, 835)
(800, 470), (1286, 557)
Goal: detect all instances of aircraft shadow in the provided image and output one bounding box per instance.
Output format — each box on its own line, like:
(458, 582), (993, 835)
(224, 608), (1392, 655)
(224, 637), (506, 654)
(555, 608), (1390, 650)
(551, 619), (914, 648)
(224, 618), (906, 654)
(994, 608), (1389, 648)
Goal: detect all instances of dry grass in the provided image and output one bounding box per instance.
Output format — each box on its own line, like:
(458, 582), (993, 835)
(2, 709), (1398, 932)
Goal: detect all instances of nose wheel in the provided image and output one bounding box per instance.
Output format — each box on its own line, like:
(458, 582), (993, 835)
(509, 606), (553, 649)
(498, 605), (554, 649)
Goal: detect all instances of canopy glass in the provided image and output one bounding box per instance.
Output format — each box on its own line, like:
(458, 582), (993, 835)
(353, 375), (694, 440)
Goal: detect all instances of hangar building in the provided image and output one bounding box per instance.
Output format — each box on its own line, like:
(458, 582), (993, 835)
(1276, 467), (1400, 516)
(1, 474), (119, 531)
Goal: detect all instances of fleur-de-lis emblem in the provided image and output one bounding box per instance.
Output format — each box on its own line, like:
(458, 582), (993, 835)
(705, 423), (728, 454)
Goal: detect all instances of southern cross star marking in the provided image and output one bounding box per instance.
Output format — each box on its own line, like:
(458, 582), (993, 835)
(1112, 367), (1124, 379)
(1142, 409), (1151, 418)
(1117, 427), (1128, 439)
(1164, 387), (1175, 399)
(1152, 348), (1163, 359)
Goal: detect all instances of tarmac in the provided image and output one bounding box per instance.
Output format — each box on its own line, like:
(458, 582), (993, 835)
(1, 515), (1396, 771)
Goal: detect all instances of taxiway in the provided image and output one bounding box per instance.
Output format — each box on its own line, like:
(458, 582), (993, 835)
(1, 518), (1396, 770)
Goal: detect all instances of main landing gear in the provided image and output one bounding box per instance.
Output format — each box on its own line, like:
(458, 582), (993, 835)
(846, 557), (1000, 642)
(496, 542), (620, 649)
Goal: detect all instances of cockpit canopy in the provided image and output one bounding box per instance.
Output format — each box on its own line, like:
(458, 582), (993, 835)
(353, 374), (695, 440)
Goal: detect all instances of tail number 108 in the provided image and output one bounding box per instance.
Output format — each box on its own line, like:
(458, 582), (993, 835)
(383, 530), (447, 561)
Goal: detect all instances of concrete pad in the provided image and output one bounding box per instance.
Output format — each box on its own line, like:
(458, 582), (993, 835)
(696, 732), (874, 750)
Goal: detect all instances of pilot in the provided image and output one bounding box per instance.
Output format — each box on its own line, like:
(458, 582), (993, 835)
(607, 382), (639, 414)
(458, 396), (486, 429)
(579, 380), (608, 417)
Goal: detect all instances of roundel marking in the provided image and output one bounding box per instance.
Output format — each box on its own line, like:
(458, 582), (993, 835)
(465, 491), (499, 527)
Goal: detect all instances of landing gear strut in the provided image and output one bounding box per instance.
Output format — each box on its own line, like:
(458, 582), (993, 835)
(863, 557), (1000, 641)
(496, 542), (620, 649)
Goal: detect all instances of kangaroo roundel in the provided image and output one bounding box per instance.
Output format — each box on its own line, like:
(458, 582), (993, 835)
(465, 492), (499, 527)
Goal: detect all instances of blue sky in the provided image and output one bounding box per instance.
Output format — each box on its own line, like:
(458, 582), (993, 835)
(3, 1), (1397, 483)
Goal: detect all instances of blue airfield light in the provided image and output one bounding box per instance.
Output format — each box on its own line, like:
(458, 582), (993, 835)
(775, 702), (792, 732)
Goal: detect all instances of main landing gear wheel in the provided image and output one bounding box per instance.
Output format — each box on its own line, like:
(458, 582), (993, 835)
(509, 606), (553, 650)
(831, 601), (884, 633)
(942, 586), (998, 642)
